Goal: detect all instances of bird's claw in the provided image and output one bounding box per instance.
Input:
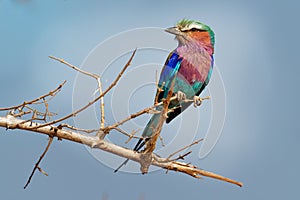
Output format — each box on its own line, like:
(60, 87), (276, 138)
(176, 91), (186, 102)
(193, 96), (210, 107)
(193, 96), (202, 107)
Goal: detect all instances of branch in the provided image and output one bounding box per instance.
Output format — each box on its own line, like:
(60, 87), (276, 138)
(58, 123), (98, 134)
(24, 136), (53, 189)
(0, 49), (243, 188)
(49, 56), (106, 129)
(30, 49), (136, 130)
(140, 81), (174, 173)
(0, 80), (66, 111)
(103, 93), (210, 133)
(103, 96), (178, 132)
(167, 138), (203, 160)
(112, 127), (142, 142)
(0, 115), (242, 187)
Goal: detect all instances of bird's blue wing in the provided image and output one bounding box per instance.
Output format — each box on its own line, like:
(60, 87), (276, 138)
(156, 51), (182, 101)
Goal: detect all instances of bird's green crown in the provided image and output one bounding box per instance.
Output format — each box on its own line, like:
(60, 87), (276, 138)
(176, 19), (215, 46)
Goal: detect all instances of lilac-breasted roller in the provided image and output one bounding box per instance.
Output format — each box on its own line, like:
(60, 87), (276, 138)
(114, 19), (215, 172)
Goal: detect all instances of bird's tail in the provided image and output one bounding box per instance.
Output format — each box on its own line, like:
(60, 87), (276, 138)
(141, 113), (161, 138)
(114, 113), (161, 173)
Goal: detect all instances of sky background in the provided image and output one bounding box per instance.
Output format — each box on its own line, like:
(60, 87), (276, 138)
(0, 0), (299, 199)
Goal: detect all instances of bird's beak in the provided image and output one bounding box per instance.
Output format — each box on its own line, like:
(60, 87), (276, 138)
(165, 27), (182, 36)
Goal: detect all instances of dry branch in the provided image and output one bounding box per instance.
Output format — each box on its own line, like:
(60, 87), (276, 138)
(103, 95), (178, 132)
(29, 49), (136, 130)
(24, 136), (53, 189)
(167, 138), (203, 160)
(0, 113), (242, 187)
(49, 56), (106, 129)
(0, 80), (66, 111)
(0, 49), (243, 188)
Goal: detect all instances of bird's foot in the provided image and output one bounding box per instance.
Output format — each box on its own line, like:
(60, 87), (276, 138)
(193, 96), (210, 107)
(176, 91), (186, 102)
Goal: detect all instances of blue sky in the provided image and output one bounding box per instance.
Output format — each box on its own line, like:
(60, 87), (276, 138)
(0, 0), (299, 199)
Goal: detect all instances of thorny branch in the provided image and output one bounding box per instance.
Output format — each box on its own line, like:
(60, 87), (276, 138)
(103, 96), (178, 132)
(0, 80), (66, 111)
(0, 49), (243, 188)
(58, 123), (98, 134)
(140, 77), (175, 173)
(29, 49), (136, 131)
(0, 115), (243, 187)
(23, 136), (53, 189)
(48, 56), (106, 129)
(167, 138), (203, 161)
(112, 127), (142, 142)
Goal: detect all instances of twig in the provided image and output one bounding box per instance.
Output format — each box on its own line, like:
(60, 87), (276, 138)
(97, 77), (105, 129)
(22, 105), (57, 119)
(16, 106), (55, 126)
(167, 138), (203, 160)
(158, 135), (165, 147)
(49, 56), (99, 78)
(111, 127), (142, 142)
(10, 110), (32, 118)
(30, 49), (136, 130)
(103, 96), (178, 132)
(124, 129), (140, 144)
(103, 107), (153, 132)
(23, 136), (53, 189)
(48, 56), (106, 129)
(0, 81), (66, 111)
(104, 93), (208, 133)
(58, 123), (98, 133)
(172, 151), (192, 161)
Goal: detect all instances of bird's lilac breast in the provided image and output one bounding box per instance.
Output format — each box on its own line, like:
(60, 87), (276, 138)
(176, 45), (212, 84)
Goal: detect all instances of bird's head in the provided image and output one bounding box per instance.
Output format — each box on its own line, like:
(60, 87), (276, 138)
(165, 19), (215, 53)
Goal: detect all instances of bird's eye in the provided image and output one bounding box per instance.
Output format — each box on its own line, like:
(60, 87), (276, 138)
(190, 28), (207, 32)
(181, 28), (206, 32)
(190, 28), (200, 32)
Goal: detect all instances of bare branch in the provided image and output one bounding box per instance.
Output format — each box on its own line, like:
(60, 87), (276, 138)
(173, 151), (192, 160)
(58, 123), (98, 134)
(0, 81), (66, 111)
(167, 138), (203, 160)
(24, 136), (53, 189)
(49, 56), (106, 129)
(104, 96), (178, 132)
(104, 49), (136, 94)
(158, 135), (165, 147)
(0, 50), (243, 188)
(104, 93), (208, 134)
(155, 158), (243, 187)
(111, 127), (142, 141)
(30, 49), (137, 130)
(139, 77), (175, 173)
(49, 56), (99, 79)
(10, 110), (31, 118)
(97, 77), (105, 129)
(0, 115), (242, 187)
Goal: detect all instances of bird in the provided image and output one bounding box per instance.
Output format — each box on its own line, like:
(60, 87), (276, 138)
(114, 19), (215, 172)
